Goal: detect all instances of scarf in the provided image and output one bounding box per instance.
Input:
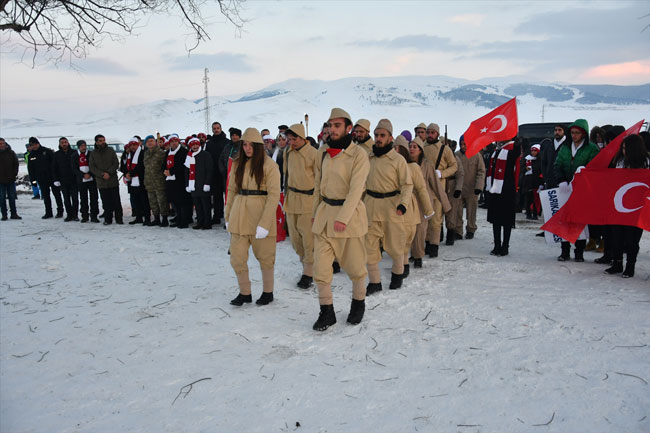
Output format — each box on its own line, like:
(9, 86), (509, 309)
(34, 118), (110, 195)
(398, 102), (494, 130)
(326, 134), (352, 158)
(184, 147), (200, 191)
(524, 154), (536, 175)
(166, 146), (180, 181)
(77, 150), (94, 182)
(554, 136), (566, 151)
(372, 142), (393, 157)
(571, 139), (584, 157)
(126, 146), (142, 187)
(486, 141), (519, 194)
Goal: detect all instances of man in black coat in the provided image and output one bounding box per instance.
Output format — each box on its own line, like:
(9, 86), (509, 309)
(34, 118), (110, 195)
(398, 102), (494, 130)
(204, 122), (229, 224)
(164, 134), (193, 228)
(71, 139), (100, 223)
(27, 137), (64, 219)
(0, 138), (21, 220)
(121, 138), (149, 225)
(52, 137), (79, 221)
(541, 124), (567, 189)
(185, 137), (213, 230)
(218, 127), (241, 200)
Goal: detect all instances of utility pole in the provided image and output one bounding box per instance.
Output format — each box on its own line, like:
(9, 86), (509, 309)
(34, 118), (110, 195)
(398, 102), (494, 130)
(541, 104), (545, 123)
(203, 68), (210, 133)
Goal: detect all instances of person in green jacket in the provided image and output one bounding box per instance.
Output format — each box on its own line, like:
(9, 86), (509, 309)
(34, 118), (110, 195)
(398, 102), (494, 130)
(553, 118), (599, 262)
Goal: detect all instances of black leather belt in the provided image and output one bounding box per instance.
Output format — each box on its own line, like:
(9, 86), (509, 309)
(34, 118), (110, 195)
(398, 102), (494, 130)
(322, 196), (345, 206)
(288, 186), (314, 195)
(239, 189), (267, 196)
(366, 189), (400, 198)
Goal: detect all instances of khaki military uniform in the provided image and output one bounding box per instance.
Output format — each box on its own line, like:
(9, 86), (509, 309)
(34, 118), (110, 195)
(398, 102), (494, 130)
(355, 137), (375, 155)
(454, 150), (486, 236)
(283, 143), (318, 276)
(312, 142), (369, 305)
(411, 158), (451, 258)
(423, 140), (457, 245)
(226, 156), (281, 295)
(445, 153), (465, 231)
(143, 146), (169, 216)
(404, 162), (434, 264)
(364, 148), (413, 282)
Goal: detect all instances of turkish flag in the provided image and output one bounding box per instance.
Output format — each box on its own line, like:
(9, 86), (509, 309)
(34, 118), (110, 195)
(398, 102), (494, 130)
(587, 119), (645, 169)
(276, 192), (287, 242)
(463, 97), (518, 158)
(542, 168), (650, 242)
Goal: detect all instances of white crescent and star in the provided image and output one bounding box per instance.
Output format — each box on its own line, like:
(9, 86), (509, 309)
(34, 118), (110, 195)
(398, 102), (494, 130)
(480, 115), (508, 134)
(613, 182), (649, 213)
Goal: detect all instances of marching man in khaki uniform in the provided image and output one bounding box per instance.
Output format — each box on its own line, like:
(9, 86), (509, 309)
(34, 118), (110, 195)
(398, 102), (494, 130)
(455, 136), (486, 239)
(311, 108), (370, 331)
(284, 123), (318, 289)
(225, 128), (281, 307)
(394, 136), (433, 278)
(365, 119), (413, 293)
(353, 119), (374, 154)
(444, 142), (465, 245)
(414, 122), (427, 143)
(423, 122), (457, 258)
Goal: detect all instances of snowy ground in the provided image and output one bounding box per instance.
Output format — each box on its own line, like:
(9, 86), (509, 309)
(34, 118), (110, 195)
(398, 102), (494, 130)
(1, 192), (649, 433)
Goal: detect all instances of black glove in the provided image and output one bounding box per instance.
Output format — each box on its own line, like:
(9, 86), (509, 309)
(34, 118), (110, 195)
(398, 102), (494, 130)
(397, 204), (407, 215)
(453, 190), (461, 198)
(474, 189), (482, 195)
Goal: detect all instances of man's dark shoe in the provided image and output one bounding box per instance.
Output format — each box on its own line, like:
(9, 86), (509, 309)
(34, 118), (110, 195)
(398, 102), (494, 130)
(313, 304), (336, 331)
(230, 294), (252, 306)
(256, 292), (274, 305)
(465, 232), (474, 239)
(346, 299), (365, 325)
(402, 264), (410, 279)
(366, 282), (382, 295)
(413, 258), (422, 268)
(332, 261), (340, 274)
(10, 213), (21, 220)
(42, 213), (53, 219)
(297, 275), (313, 289)
(55, 210), (64, 218)
(389, 272), (403, 290)
(90, 217), (100, 223)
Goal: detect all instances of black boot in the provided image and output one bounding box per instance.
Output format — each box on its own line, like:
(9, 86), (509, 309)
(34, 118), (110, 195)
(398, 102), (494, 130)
(230, 293), (252, 306)
(499, 245), (509, 256)
(160, 216), (169, 227)
(129, 217), (143, 225)
(402, 264), (410, 279)
(42, 211), (53, 219)
(427, 244), (438, 258)
(557, 242), (571, 261)
(413, 258), (422, 269)
(389, 272), (403, 290)
(445, 229), (455, 246)
(297, 275), (313, 289)
(332, 261), (340, 274)
(10, 213), (21, 220)
(313, 304), (336, 331)
(440, 231), (444, 243)
(366, 282), (382, 295)
(455, 231), (463, 240)
(622, 260), (636, 278)
(150, 215), (161, 226)
(465, 232), (474, 239)
(346, 299), (365, 325)
(605, 260), (623, 274)
(55, 210), (64, 218)
(256, 292), (274, 305)
(574, 240), (586, 262)
(595, 254), (613, 264)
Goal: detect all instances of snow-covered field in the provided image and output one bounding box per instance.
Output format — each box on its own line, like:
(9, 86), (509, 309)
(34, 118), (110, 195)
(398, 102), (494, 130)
(1, 192), (649, 433)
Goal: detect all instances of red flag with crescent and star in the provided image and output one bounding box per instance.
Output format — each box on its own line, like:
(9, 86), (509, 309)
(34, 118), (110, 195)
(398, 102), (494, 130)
(463, 97), (518, 159)
(541, 168), (650, 242)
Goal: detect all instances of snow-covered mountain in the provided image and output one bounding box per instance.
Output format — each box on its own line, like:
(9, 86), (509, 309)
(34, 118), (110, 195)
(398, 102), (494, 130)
(2, 75), (649, 148)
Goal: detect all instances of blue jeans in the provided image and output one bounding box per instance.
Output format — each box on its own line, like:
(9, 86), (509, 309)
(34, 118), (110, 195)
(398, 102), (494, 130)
(0, 182), (17, 216)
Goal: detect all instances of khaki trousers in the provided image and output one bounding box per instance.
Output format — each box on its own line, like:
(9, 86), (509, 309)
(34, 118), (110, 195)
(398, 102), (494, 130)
(426, 198), (443, 245)
(147, 188), (169, 216)
(286, 212), (314, 273)
(403, 223), (417, 265)
(411, 221), (428, 259)
(460, 194), (479, 235)
(446, 195), (462, 230)
(314, 233), (367, 305)
(366, 220), (405, 275)
(230, 234), (277, 274)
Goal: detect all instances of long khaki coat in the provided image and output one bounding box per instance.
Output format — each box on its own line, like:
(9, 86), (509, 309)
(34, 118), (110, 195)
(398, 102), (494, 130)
(283, 143), (318, 215)
(226, 156), (281, 236)
(457, 151), (486, 197)
(423, 140), (457, 187)
(421, 158), (451, 213)
(406, 162), (434, 225)
(364, 149), (413, 222)
(312, 143), (369, 238)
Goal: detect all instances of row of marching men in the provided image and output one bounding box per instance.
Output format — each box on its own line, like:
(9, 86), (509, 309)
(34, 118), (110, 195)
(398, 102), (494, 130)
(224, 107), (486, 331)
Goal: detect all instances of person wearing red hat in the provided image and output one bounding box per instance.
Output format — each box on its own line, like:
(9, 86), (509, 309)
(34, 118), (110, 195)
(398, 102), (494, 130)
(123, 137), (150, 225)
(164, 134), (192, 228)
(185, 137), (213, 230)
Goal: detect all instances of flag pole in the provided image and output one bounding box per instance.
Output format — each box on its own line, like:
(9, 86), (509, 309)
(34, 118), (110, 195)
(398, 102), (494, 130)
(304, 113), (309, 137)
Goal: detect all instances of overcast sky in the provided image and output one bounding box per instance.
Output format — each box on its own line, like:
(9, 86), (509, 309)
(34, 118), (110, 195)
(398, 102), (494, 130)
(1, 0), (649, 119)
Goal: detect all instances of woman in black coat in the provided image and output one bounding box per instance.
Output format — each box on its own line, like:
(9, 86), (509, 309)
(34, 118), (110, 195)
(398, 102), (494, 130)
(485, 138), (522, 256)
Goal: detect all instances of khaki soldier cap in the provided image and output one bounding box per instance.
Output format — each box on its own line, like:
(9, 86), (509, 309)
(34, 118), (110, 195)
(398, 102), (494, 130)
(412, 136), (425, 149)
(354, 119), (371, 132)
(242, 127), (264, 144)
(328, 107), (352, 123)
(374, 118), (393, 135)
(287, 123), (306, 140)
(427, 123), (440, 133)
(394, 135), (409, 150)
(414, 122), (427, 131)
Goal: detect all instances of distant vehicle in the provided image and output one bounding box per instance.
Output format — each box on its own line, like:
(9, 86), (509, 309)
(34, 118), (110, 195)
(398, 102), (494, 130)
(70, 139), (124, 154)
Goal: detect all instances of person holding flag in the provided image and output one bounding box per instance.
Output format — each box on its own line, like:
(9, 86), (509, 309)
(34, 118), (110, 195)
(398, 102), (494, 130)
(553, 119), (600, 262)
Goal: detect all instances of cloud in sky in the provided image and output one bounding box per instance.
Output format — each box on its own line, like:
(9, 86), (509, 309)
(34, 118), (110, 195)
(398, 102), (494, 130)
(581, 61), (650, 80)
(448, 14), (485, 27)
(168, 52), (254, 72)
(45, 57), (137, 76)
(351, 34), (464, 52)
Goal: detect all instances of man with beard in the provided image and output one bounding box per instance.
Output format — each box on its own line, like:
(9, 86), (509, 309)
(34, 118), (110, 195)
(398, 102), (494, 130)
(443, 140), (464, 245)
(205, 121), (229, 225)
(422, 123), (457, 257)
(284, 123), (318, 289)
(311, 108), (370, 331)
(71, 140), (100, 223)
(90, 134), (123, 225)
(52, 137), (79, 221)
(28, 137), (64, 219)
(353, 119), (374, 154)
(365, 119), (413, 293)
(541, 124), (567, 189)
(164, 134), (192, 228)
